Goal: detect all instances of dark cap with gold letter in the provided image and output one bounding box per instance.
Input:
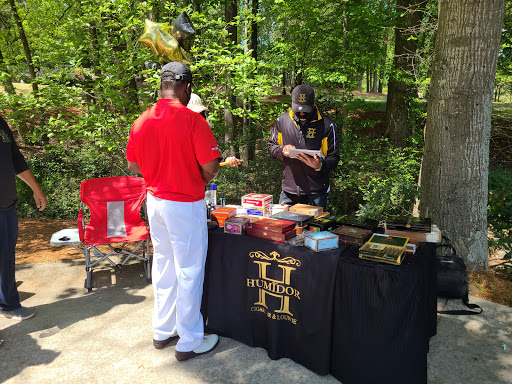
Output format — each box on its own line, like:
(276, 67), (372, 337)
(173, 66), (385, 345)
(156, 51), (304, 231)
(291, 84), (315, 113)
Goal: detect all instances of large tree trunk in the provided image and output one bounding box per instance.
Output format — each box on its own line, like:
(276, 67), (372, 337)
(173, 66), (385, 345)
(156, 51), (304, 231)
(419, 0), (505, 270)
(8, 0), (38, 93)
(384, 0), (424, 146)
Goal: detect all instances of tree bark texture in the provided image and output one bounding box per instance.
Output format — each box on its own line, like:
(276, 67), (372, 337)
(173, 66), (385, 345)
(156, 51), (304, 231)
(8, 0), (38, 93)
(419, 0), (505, 269)
(385, 0), (425, 145)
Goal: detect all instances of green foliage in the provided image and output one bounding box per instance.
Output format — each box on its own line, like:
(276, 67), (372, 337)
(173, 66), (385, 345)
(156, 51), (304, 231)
(488, 168), (512, 259)
(16, 146), (120, 219)
(329, 116), (423, 220)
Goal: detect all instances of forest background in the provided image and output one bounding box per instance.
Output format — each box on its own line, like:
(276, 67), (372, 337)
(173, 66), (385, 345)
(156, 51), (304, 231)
(0, 0), (511, 278)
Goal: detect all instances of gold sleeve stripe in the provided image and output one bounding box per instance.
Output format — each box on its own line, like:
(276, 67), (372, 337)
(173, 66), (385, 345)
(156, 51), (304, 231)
(277, 132), (283, 146)
(321, 137), (328, 157)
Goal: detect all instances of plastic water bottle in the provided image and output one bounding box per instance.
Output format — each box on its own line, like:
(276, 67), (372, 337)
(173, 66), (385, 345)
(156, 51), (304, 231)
(210, 183), (217, 206)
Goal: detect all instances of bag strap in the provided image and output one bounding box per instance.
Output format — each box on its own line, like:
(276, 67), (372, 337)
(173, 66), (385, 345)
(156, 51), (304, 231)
(436, 236), (483, 315)
(437, 298), (483, 315)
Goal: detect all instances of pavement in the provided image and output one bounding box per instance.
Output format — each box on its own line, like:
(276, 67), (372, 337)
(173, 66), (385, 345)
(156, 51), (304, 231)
(0, 260), (511, 384)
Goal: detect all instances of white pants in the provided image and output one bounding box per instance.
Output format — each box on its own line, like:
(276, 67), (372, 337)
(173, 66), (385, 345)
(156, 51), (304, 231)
(146, 194), (208, 352)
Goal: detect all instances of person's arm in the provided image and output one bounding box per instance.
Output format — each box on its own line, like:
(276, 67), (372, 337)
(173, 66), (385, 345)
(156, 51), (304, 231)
(127, 160), (141, 174)
(201, 158), (220, 184)
(323, 121), (340, 171)
(16, 169), (47, 211)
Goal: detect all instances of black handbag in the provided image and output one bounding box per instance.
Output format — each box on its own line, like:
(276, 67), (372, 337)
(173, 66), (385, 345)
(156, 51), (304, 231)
(436, 237), (482, 315)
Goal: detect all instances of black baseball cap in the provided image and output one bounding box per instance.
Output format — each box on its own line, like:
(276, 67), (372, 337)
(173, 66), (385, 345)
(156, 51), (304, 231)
(291, 84), (315, 113)
(160, 61), (195, 86)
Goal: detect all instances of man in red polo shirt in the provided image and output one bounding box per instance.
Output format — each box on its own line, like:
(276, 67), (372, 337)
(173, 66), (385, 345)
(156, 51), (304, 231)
(126, 61), (220, 362)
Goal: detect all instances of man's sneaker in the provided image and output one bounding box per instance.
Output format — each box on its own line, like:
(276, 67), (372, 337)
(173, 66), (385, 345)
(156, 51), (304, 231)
(0, 306), (34, 321)
(153, 334), (179, 349)
(175, 334), (219, 362)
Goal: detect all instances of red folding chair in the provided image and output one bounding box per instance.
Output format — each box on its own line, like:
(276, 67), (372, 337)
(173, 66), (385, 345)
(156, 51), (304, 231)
(51, 176), (151, 291)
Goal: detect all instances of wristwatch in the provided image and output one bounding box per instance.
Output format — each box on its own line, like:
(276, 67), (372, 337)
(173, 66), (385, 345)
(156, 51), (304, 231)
(315, 161), (323, 172)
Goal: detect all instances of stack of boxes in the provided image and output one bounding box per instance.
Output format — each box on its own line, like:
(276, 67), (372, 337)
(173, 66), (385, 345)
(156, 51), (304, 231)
(241, 193), (273, 218)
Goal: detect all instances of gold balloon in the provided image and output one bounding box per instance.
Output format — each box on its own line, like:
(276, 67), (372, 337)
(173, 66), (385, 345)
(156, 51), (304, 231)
(139, 19), (170, 58)
(139, 13), (195, 64)
(156, 30), (184, 63)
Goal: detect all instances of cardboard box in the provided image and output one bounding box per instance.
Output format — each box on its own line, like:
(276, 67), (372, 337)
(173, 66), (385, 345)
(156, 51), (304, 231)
(224, 216), (250, 235)
(211, 206), (236, 227)
(245, 205), (271, 217)
(384, 224), (441, 243)
(246, 227), (297, 243)
(241, 193), (273, 208)
(304, 231), (339, 252)
(225, 205), (247, 216)
(269, 203), (290, 215)
(251, 218), (296, 234)
(289, 204), (323, 217)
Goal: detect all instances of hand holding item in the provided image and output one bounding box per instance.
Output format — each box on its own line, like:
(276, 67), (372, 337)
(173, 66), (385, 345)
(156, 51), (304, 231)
(296, 153), (322, 170)
(219, 157), (242, 167)
(282, 144), (296, 158)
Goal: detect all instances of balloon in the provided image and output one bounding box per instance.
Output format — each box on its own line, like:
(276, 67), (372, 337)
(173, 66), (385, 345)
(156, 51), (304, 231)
(171, 12), (196, 52)
(138, 12), (196, 64)
(138, 19), (170, 58)
(156, 29), (185, 63)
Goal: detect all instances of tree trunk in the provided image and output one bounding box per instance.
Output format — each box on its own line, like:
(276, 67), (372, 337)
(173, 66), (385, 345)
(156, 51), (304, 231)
(0, 47), (15, 94)
(251, 0), (258, 61)
(384, 0), (424, 146)
(224, 0), (238, 157)
(8, 0), (38, 93)
(419, 0), (505, 270)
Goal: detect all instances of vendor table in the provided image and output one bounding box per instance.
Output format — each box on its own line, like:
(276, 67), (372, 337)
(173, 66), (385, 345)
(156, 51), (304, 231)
(204, 229), (436, 381)
(330, 242), (437, 384)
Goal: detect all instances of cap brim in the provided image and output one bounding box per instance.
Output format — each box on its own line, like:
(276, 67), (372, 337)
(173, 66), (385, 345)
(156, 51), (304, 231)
(189, 106), (208, 113)
(292, 102), (313, 113)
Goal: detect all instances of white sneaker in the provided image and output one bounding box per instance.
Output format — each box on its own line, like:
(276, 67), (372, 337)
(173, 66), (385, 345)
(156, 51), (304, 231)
(175, 334), (219, 362)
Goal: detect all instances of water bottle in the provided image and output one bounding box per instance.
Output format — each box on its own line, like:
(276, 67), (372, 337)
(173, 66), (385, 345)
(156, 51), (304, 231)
(210, 183), (217, 206)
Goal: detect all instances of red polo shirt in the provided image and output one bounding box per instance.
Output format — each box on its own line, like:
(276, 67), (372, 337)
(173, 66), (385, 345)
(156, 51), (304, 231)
(126, 98), (220, 202)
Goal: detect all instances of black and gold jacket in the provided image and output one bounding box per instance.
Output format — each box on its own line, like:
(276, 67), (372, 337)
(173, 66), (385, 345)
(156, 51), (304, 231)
(268, 107), (340, 196)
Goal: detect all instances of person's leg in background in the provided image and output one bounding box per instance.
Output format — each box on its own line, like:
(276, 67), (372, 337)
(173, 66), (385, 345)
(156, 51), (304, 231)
(308, 193), (328, 210)
(0, 206), (33, 320)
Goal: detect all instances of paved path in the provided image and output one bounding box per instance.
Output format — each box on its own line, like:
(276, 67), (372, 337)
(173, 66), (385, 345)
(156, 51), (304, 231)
(0, 260), (511, 383)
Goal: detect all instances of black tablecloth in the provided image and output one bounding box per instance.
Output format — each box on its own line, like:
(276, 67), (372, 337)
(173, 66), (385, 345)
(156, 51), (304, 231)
(205, 229), (344, 375)
(204, 229), (436, 381)
(330, 243), (437, 384)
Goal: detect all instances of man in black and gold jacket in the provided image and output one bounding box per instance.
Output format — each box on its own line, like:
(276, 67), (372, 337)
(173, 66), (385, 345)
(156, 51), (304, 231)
(268, 84), (340, 210)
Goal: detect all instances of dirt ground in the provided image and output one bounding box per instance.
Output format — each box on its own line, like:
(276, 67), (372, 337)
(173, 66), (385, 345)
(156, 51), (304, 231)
(15, 218), (512, 307)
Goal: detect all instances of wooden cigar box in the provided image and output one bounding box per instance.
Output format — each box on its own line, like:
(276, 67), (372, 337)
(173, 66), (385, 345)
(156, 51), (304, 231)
(246, 226), (297, 243)
(331, 225), (373, 246)
(250, 218), (296, 234)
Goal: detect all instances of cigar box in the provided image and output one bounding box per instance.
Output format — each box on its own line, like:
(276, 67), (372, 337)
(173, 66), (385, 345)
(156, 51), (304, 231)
(224, 216), (250, 235)
(331, 225), (373, 246)
(246, 226), (297, 243)
(308, 217), (338, 232)
(270, 211), (314, 227)
(268, 203), (290, 215)
(251, 218), (296, 234)
(211, 206), (236, 227)
(245, 205), (271, 217)
(241, 193), (273, 208)
(304, 231), (339, 252)
(384, 224), (441, 243)
(289, 204), (323, 217)
(334, 215), (379, 232)
(385, 216), (432, 232)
